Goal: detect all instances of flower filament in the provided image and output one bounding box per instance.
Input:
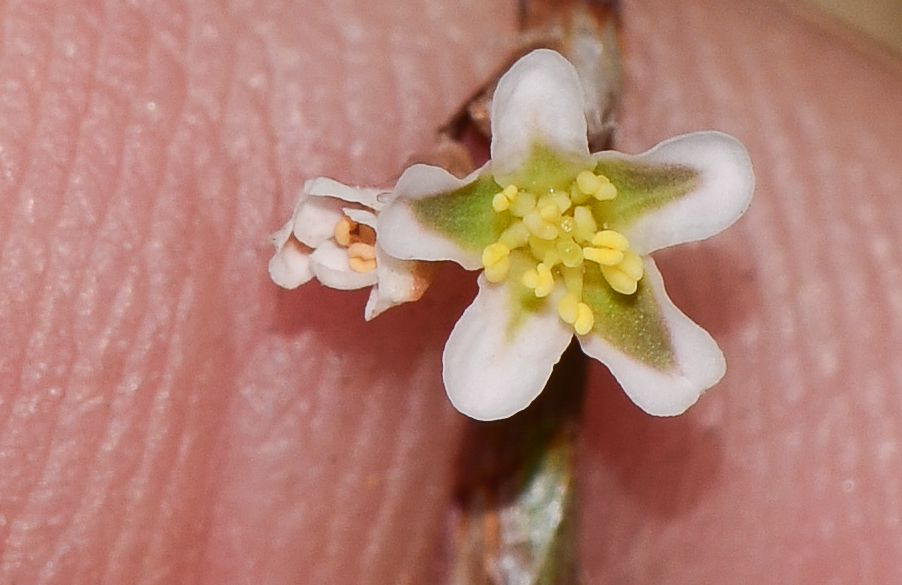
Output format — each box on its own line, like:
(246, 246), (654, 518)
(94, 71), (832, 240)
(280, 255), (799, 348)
(334, 216), (378, 273)
(481, 169), (644, 335)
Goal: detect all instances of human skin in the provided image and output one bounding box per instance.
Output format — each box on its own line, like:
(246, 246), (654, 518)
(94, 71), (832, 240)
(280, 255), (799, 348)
(2, 0), (901, 583)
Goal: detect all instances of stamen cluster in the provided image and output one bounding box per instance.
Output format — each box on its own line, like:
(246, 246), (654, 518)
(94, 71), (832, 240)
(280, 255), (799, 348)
(481, 170), (644, 335)
(334, 216), (378, 273)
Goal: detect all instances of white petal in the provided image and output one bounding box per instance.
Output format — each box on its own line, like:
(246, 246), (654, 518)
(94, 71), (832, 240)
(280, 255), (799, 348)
(378, 163), (484, 270)
(620, 131), (755, 254)
(310, 240), (378, 290)
(306, 177), (385, 211)
(443, 274), (574, 420)
(268, 227), (315, 290)
(578, 259), (725, 416)
(364, 246), (428, 320)
(292, 195), (344, 248)
(343, 207), (376, 227)
(270, 218), (293, 249)
(490, 49), (590, 182)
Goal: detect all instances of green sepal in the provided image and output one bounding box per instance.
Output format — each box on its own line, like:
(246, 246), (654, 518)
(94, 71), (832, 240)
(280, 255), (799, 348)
(581, 263), (675, 370)
(592, 158), (699, 228)
(409, 174), (506, 253)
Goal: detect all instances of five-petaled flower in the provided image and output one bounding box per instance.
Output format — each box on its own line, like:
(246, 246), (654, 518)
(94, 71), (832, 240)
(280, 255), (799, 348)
(269, 177), (431, 320)
(377, 49), (754, 420)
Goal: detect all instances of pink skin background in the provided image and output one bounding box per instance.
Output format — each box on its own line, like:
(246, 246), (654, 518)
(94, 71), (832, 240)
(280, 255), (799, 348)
(1, 0), (901, 582)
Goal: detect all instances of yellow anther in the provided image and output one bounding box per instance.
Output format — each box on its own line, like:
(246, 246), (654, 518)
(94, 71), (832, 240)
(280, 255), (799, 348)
(483, 170), (639, 326)
(524, 209), (558, 240)
(498, 221), (530, 249)
(539, 203), (561, 222)
(334, 216), (356, 247)
(348, 243), (377, 273)
(492, 192), (511, 212)
(594, 182), (617, 201)
(583, 246), (624, 266)
(592, 230), (630, 251)
(522, 263), (554, 297)
(335, 216), (376, 248)
(509, 190), (536, 217)
(492, 184), (519, 212)
(573, 303), (594, 335)
(485, 257), (510, 282)
(482, 242), (511, 283)
(601, 265), (639, 295)
(576, 170), (601, 195)
(482, 242), (510, 267)
(557, 293), (580, 324)
(539, 191), (572, 214)
(575, 171), (616, 201)
(618, 250), (645, 281)
(572, 206), (597, 241)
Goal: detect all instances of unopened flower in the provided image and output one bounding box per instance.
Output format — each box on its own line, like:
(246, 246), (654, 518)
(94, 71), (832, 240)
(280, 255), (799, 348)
(378, 49), (754, 420)
(269, 177), (430, 320)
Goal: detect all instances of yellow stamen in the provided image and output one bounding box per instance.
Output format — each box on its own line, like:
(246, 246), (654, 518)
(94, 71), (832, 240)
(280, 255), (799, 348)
(481, 171), (642, 335)
(508, 190), (536, 217)
(348, 243), (377, 273)
(482, 242), (511, 283)
(334, 215), (376, 248)
(522, 263), (554, 297)
(492, 192), (511, 212)
(601, 265), (639, 295)
(557, 293), (580, 324)
(592, 230), (629, 250)
(334, 216), (355, 247)
(576, 170), (601, 195)
(573, 303), (594, 335)
(594, 182), (617, 201)
(573, 206), (597, 239)
(539, 202), (561, 222)
(618, 250), (645, 281)
(492, 185), (519, 212)
(524, 209), (558, 240)
(499, 221), (530, 249)
(583, 246), (624, 266)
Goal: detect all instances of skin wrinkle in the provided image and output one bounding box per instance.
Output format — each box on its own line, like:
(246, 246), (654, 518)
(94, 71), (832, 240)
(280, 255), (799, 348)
(0, 2), (93, 562)
(1, 0), (902, 583)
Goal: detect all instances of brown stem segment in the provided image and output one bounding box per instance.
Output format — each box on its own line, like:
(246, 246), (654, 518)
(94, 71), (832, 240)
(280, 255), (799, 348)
(447, 341), (586, 585)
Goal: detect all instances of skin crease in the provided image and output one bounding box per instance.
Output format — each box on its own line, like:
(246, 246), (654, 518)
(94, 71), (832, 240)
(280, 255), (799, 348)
(1, 0), (902, 583)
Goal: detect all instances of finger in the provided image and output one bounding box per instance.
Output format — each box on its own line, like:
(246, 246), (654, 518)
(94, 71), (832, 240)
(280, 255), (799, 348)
(0, 0), (514, 583)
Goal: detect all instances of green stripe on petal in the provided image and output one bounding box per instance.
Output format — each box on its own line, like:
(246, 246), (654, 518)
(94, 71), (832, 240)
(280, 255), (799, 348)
(410, 174), (506, 252)
(592, 158), (698, 227)
(581, 263), (675, 370)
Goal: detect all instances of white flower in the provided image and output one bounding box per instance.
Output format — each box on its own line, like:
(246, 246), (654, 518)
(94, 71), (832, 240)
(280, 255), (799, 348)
(377, 49), (755, 420)
(269, 177), (430, 320)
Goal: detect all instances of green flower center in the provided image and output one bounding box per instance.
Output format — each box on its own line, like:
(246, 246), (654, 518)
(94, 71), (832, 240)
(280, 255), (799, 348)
(480, 170), (643, 335)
